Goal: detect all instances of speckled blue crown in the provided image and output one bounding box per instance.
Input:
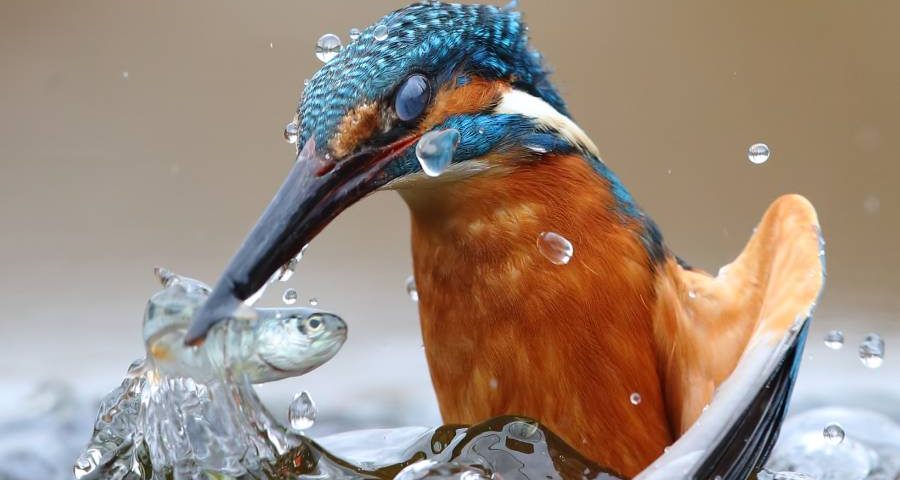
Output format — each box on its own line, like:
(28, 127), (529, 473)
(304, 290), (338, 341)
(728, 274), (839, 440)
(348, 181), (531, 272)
(297, 1), (566, 150)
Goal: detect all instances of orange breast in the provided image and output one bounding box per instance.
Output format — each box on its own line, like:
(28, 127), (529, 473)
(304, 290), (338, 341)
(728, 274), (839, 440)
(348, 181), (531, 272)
(401, 154), (672, 477)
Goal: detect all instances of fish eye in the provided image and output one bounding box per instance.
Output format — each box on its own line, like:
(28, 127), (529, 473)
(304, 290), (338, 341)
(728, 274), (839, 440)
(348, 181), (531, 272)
(305, 315), (324, 333)
(394, 74), (431, 122)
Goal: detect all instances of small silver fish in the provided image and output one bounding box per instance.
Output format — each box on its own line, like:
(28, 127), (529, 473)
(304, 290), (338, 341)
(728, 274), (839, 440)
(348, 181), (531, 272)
(144, 268), (346, 383)
(245, 307), (346, 383)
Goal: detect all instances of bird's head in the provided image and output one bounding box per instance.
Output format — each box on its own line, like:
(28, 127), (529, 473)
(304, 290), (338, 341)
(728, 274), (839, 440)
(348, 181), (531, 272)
(186, 1), (600, 344)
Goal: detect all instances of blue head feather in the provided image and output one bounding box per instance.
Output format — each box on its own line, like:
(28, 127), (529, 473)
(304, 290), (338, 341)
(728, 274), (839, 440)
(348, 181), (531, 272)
(298, 2), (565, 150)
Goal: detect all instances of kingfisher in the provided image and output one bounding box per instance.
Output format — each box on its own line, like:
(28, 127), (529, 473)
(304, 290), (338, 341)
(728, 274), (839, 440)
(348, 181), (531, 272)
(185, 3), (824, 477)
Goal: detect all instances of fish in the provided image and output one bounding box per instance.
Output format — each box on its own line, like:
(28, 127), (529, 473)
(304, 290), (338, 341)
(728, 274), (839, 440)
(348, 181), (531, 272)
(144, 267), (346, 383)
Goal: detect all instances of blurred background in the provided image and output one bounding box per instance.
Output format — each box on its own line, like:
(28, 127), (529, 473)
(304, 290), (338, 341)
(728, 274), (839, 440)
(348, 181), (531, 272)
(1, 0), (898, 468)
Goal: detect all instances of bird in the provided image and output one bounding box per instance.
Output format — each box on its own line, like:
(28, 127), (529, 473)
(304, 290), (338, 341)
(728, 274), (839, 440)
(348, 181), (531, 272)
(185, 3), (825, 477)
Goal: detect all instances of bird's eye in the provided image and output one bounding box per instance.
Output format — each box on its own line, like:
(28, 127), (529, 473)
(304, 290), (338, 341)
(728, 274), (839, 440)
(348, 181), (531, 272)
(394, 74), (430, 122)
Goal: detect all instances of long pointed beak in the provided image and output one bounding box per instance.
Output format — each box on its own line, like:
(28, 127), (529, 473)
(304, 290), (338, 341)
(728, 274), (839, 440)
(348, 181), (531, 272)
(185, 135), (419, 345)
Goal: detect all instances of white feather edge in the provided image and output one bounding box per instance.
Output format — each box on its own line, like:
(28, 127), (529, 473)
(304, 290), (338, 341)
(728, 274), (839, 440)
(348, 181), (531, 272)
(494, 89), (600, 158)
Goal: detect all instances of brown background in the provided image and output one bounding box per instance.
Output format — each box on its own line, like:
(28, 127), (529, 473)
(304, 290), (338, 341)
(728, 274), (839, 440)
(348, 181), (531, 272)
(1, 1), (897, 423)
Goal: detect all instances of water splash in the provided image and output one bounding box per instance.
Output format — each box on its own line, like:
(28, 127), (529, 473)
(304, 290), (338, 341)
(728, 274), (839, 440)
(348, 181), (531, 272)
(764, 407), (900, 480)
(71, 272), (624, 479)
(73, 270), (346, 479)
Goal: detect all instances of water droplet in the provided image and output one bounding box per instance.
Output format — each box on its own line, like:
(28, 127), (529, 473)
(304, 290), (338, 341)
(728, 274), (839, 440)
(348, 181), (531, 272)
(405, 275), (418, 302)
(747, 142), (770, 164)
(373, 24), (389, 41)
(288, 391), (317, 431)
(688, 290), (698, 299)
(121, 71), (129, 79)
(283, 120), (299, 144)
(537, 231), (574, 265)
(349, 28), (361, 41)
(489, 378), (498, 390)
(308, 297), (319, 306)
(823, 423), (845, 445)
(630, 392), (642, 405)
(824, 330), (844, 350)
(269, 42), (274, 49)
(282, 288), (298, 305)
(303, 78), (310, 87)
(315, 33), (342, 63)
(858, 333), (884, 368)
(415, 128), (460, 177)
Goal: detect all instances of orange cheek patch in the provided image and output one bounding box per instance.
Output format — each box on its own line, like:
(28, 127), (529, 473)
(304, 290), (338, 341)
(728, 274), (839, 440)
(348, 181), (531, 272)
(328, 101), (380, 158)
(420, 78), (510, 132)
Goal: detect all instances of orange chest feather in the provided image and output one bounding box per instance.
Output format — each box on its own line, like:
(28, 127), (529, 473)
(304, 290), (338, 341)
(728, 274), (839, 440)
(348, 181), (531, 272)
(402, 155), (672, 477)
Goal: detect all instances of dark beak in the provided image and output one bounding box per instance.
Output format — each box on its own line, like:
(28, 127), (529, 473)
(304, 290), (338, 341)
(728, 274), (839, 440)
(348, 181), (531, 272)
(185, 135), (419, 345)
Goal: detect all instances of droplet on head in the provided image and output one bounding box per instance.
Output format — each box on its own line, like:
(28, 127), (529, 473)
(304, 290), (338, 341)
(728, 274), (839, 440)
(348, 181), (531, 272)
(747, 142), (770, 164)
(824, 330), (844, 350)
(373, 24), (389, 41)
(288, 391), (317, 431)
(858, 333), (884, 368)
(537, 231), (574, 265)
(308, 297), (319, 306)
(282, 288), (298, 305)
(688, 290), (698, 299)
(630, 392), (642, 405)
(823, 423), (845, 445)
(315, 33), (342, 63)
(405, 275), (418, 302)
(349, 28), (361, 41)
(415, 128), (460, 177)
